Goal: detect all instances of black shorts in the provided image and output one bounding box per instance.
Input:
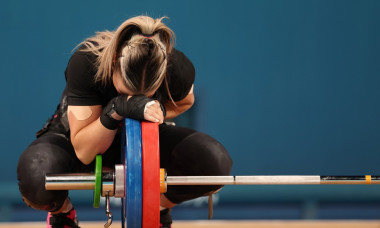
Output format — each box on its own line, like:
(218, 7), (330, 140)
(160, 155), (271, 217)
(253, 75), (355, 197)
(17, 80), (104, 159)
(17, 124), (233, 212)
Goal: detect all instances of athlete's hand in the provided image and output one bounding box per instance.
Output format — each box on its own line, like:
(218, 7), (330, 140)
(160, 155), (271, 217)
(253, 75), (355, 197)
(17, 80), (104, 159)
(100, 94), (165, 129)
(143, 100), (164, 124)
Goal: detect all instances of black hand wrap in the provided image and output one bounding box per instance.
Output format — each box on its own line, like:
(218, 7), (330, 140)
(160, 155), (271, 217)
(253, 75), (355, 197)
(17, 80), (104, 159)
(100, 95), (153, 130)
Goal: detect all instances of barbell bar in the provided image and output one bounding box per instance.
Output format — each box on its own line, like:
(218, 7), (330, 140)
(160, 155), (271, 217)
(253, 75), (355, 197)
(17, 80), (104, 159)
(45, 172), (380, 193)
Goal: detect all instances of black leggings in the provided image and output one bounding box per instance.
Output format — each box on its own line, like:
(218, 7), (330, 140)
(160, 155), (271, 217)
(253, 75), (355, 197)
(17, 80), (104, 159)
(17, 124), (233, 212)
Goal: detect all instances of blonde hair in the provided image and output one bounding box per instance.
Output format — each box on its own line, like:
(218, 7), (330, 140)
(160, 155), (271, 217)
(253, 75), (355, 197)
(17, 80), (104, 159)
(78, 16), (175, 96)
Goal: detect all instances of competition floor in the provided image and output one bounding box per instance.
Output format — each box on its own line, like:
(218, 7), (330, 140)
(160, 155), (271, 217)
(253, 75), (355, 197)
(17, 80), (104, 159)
(2, 220), (380, 228)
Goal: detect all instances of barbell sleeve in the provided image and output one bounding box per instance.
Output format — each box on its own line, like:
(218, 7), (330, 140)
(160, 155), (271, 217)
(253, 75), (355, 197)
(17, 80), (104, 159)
(46, 173), (95, 190)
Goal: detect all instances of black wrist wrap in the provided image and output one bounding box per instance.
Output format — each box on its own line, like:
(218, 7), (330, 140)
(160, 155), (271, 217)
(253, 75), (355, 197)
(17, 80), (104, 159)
(100, 102), (122, 130)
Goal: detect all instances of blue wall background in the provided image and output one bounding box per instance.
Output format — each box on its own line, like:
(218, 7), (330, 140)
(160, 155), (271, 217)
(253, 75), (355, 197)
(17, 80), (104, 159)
(1, 0), (380, 222)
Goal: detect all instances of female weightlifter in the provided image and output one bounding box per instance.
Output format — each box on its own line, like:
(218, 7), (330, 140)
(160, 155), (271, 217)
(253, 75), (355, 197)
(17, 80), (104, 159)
(17, 15), (232, 228)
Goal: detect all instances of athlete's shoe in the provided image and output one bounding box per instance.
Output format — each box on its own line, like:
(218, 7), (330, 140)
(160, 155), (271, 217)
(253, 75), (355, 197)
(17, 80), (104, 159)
(160, 208), (173, 228)
(46, 208), (80, 228)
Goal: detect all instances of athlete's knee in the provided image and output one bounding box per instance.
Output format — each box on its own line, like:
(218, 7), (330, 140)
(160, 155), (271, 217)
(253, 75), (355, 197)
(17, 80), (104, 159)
(171, 132), (233, 176)
(17, 136), (73, 211)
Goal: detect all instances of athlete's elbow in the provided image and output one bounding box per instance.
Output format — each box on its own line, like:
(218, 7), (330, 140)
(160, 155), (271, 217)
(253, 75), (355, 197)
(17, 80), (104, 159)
(70, 136), (92, 164)
(71, 141), (93, 165)
(186, 95), (195, 108)
(75, 149), (93, 165)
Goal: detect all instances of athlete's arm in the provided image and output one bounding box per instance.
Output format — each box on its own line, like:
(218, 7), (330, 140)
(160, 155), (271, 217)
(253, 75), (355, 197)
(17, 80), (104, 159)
(164, 84), (195, 119)
(67, 105), (118, 165)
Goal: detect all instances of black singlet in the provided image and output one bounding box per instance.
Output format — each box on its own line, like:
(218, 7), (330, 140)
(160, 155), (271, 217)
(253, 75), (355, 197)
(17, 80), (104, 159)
(41, 47), (195, 139)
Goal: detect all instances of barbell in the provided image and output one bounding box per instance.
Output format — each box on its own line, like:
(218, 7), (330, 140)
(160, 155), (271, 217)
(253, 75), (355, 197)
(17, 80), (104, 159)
(45, 119), (380, 228)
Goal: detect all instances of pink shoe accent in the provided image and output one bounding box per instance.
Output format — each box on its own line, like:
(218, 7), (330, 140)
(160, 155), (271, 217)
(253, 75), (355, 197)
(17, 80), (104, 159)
(65, 209), (77, 223)
(46, 209), (78, 228)
(46, 213), (52, 228)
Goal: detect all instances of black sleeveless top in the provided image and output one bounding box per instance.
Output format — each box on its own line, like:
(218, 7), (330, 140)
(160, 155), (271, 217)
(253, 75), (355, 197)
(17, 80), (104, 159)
(38, 48), (195, 140)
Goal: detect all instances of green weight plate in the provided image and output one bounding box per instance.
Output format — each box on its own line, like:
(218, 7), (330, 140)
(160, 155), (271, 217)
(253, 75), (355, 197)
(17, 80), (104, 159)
(93, 154), (102, 208)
